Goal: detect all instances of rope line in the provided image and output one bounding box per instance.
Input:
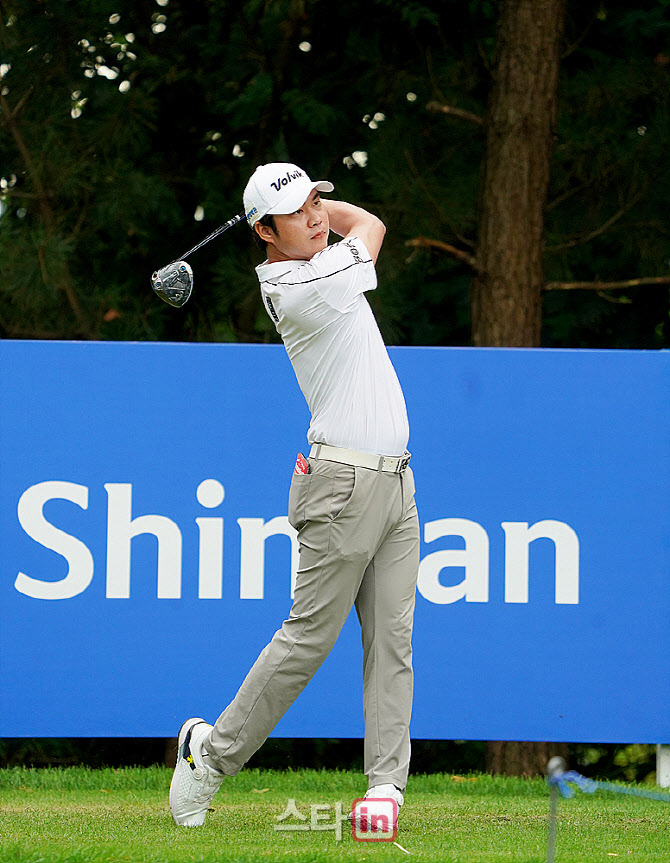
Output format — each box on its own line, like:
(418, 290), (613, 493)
(547, 769), (670, 804)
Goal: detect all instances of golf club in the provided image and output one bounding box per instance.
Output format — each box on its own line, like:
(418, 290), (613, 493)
(151, 210), (246, 307)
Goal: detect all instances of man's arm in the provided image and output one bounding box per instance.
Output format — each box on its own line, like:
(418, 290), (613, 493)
(323, 200), (386, 264)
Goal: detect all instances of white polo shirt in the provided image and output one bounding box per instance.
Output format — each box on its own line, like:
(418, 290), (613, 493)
(257, 236), (409, 456)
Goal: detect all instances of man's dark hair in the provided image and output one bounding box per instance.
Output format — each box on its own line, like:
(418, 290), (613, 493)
(252, 213), (278, 252)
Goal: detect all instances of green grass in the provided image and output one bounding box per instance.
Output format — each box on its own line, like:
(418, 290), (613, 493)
(0, 766), (668, 862)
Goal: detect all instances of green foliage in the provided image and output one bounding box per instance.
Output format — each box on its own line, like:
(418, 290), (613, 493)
(573, 743), (658, 784)
(0, 738), (660, 786)
(0, 0), (668, 345)
(543, 0), (670, 347)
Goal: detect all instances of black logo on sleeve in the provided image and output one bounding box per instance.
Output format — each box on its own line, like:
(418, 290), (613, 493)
(264, 294), (280, 323)
(343, 238), (364, 264)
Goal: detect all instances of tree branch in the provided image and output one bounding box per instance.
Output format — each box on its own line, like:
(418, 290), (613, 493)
(561, 14), (597, 59)
(0, 90), (50, 211)
(547, 195), (642, 251)
(426, 100), (485, 127)
(0, 188), (41, 198)
(11, 86), (34, 119)
(405, 233), (669, 293)
(544, 275), (670, 291)
(402, 149), (475, 250)
(405, 236), (479, 270)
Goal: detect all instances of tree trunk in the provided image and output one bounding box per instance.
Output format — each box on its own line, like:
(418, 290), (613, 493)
(470, 0), (565, 346)
(164, 738), (178, 768)
(474, 0), (568, 774)
(486, 741), (569, 777)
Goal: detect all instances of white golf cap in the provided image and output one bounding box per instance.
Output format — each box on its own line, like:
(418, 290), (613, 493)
(243, 162), (334, 227)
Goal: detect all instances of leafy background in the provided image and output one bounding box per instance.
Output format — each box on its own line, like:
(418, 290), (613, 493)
(1, 0), (668, 347)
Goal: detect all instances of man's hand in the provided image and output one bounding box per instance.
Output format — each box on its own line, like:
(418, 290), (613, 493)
(323, 200), (386, 263)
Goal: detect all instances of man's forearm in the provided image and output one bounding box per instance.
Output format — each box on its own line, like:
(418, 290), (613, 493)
(324, 199), (384, 237)
(324, 199), (386, 263)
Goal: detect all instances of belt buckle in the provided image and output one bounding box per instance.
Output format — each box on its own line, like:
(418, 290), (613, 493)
(398, 454), (411, 472)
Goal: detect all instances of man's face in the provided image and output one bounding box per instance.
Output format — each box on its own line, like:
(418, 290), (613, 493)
(256, 191), (330, 262)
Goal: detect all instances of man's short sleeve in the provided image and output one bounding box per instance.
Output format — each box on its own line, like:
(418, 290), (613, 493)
(308, 236), (377, 313)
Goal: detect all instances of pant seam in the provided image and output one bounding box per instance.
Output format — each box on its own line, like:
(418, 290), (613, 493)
(371, 556), (382, 770)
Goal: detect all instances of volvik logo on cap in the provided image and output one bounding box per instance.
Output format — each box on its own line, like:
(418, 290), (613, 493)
(269, 168), (305, 193)
(243, 162), (334, 227)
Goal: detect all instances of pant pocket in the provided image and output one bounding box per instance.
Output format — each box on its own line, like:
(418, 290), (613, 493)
(288, 473), (311, 530)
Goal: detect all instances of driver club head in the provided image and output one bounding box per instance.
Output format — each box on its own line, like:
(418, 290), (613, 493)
(151, 260), (194, 308)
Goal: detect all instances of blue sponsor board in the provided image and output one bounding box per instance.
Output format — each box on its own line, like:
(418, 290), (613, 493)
(1, 341), (668, 742)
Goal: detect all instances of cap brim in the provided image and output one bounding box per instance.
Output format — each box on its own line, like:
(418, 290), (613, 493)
(266, 180), (334, 216)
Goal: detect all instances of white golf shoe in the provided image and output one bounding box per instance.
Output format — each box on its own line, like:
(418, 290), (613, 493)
(169, 718), (225, 826)
(364, 784), (404, 807)
(351, 783), (404, 833)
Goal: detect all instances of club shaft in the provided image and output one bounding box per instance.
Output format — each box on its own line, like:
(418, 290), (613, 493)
(546, 786), (558, 863)
(176, 211), (246, 262)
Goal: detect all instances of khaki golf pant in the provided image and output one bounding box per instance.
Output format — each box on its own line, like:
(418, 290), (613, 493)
(205, 456), (420, 790)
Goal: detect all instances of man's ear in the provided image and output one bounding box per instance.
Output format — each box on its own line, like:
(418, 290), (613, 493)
(255, 221), (276, 244)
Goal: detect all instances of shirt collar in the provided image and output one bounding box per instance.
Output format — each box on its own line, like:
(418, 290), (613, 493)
(255, 258), (302, 281)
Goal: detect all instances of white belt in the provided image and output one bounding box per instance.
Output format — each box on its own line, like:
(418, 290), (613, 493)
(309, 443), (411, 473)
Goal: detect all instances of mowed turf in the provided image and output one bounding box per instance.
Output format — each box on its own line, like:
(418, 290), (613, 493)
(0, 766), (668, 862)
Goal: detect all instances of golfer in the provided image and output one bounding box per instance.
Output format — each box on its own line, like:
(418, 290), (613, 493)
(169, 163), (420, 828)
